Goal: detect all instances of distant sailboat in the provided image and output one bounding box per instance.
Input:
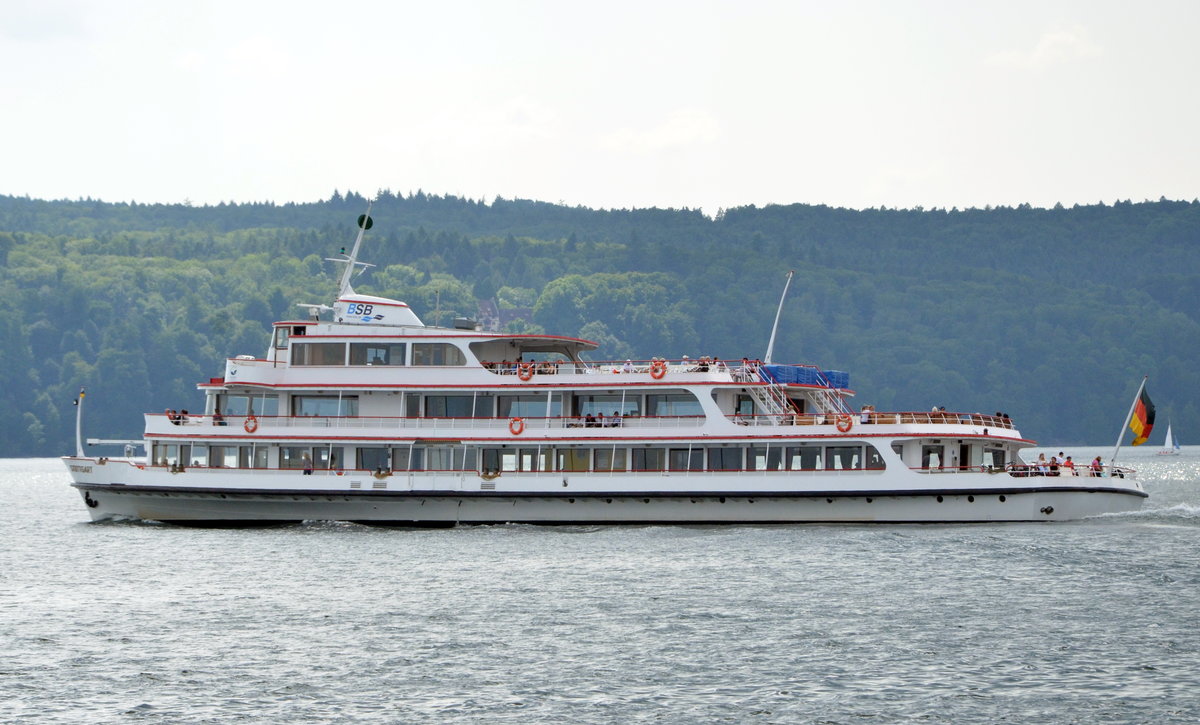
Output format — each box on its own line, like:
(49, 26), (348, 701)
(1157, 421), (1182, 456)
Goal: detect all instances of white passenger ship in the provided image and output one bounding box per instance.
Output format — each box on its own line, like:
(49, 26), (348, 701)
(63, 214), (1147, 525)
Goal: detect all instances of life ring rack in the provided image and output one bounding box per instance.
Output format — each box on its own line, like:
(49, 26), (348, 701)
(509, 417), (525, 435)
(835, 414), (853, 433)
(650, 360), (667, 379)
(243, 414), (259, 434)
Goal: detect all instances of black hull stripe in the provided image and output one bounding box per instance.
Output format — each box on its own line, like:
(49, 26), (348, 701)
(73, 483), (1148, 499)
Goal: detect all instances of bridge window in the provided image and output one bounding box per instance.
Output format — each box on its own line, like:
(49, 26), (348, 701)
(350, 342), (406, 366)
(292, 342), (345, 366)
(411, 343), (466, 366)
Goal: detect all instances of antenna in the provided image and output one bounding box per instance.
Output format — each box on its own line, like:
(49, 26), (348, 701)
(324, 201), (377, 297)
(763, 270), (794, 364)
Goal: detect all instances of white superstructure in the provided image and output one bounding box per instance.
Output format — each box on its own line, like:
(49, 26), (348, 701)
(63, 215), (1147, 525)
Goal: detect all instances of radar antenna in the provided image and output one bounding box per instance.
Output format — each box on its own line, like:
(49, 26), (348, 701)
(324, 202), (377, 297)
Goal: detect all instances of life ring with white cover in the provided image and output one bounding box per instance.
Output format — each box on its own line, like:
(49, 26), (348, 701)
(518, 363), (534, 381)
(835, 415), (853, 433)
(509, 417), (525, 435)
(481, 470), (500, 481)
(650, 360), (667, 379)
(243, 414), (259, 433)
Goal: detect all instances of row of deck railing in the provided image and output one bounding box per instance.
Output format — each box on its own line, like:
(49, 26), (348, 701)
(158, 411), (1015, 432)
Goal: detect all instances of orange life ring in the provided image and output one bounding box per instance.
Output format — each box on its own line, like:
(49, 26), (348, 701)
(835, 415), (853, 433)
(243, 414), (259, 433)
(650, 360), (667, 379)
(518, 363), (534, 381)
(509, 417), (525, 435)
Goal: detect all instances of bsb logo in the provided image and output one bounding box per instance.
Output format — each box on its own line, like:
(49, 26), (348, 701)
(346, 303), (385, 322)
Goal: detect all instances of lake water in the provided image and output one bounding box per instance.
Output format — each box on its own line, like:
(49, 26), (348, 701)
(2, 449), (1198, 723)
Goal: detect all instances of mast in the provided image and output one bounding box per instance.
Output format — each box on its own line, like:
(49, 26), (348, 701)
(73, 388), (85, 457)
(327, 201), (376, 297)
(763, 270), (794, 365)
(1111, 376), (1148, 465)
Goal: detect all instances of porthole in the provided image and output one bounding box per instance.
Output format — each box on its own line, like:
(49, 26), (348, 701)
(866, 497), (873, 503)
(719, 497), (726, 503)
(826, 498), (833, 504)
(936, 495), (944, 503)
(999, 495), (1006, 502)
(968, 495), (975, 503)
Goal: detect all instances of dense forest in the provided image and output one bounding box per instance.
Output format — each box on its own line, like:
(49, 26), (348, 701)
(1, 191), (1197, 456)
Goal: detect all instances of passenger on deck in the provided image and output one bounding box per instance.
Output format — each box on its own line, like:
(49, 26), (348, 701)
(1090, 456), (1103, 476)
(585, 413), (597, 428)
(610, 411), (622, 427)
(212, 407), (226, 426)
(302, 453), (313, 475)
(622, 360), (634, 373)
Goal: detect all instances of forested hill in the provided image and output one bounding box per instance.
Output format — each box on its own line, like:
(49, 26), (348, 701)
(2, 192), (1197, 456)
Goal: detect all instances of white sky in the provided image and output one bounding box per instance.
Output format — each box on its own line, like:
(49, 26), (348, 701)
(2, 0), (1197, 213)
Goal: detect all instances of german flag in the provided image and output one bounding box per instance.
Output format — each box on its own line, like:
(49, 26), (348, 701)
(1129, 387), (1156, 445)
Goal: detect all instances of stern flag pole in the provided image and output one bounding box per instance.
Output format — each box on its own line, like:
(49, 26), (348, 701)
(764, 270), (795, 365)
(1111, 376), (1148, 465)
(73, 387), (86, 457)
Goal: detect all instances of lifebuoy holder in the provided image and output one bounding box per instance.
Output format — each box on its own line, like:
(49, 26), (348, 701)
(835, 414), (853, 433)
(509, 417), (525, 435)
(518, 363), (534, 381)
(650, 360), (667, 379)
(243, 414), (259, 433)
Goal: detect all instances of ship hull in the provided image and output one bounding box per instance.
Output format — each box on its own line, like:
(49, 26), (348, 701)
(71, 475), (1146, 525)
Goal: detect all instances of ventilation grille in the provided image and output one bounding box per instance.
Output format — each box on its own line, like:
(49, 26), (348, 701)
(480, 482), (496, 490)
(372, 479), (388, 490)
(349, 480), (361, 489)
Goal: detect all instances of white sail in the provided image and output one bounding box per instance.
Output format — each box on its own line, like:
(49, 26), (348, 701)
(1158, 421), (1181, 455)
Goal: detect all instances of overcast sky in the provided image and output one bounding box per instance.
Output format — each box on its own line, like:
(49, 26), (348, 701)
(3, 0), (1197, 213)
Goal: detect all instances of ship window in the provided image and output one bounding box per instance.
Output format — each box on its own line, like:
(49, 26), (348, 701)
(787, 446), (822, 471)
(576, 395), (640, 417)
(736, 395), (756, 416)
(316, 447), (344, 470)
(357, 447), (390, 471)
(922, 444), (945, 469)
(350, 342), (406, 366)
(594, 448), (627, 472)
(709, 448), (743, 471)
(517, 448), (551, 472)
(295, 396), (357, 417)
(152, 443), (181, 467)
(220, 394), (278, 417)
(411, 343), (466, 366)
(481, 448), (500, 474)
(632, 448), (665, 471)
(557, 448), (590, 472)
(274, 327), (290, 350)
(749, 447), (784, 471)
(280, 446), (309, 469)
(500, 394), (563, 419)
(425, 395), (480, 418)
(865, 445), (884, 470)
(211, 445), (238, 468)
(190, 445), (209, 467)
(669, 448), (704, 471)
(392, 446), (424, 471)
(292, 342), (346, 366)
(984, 447), (1007, 469)
(647, 394), (703, 417)
(253, 446), (268, 469)
(826, 446), (862, 470)
(238, 446), (254, 469)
